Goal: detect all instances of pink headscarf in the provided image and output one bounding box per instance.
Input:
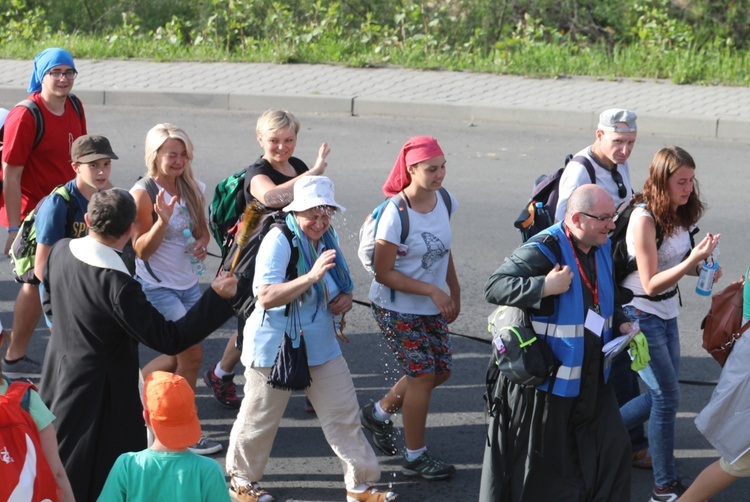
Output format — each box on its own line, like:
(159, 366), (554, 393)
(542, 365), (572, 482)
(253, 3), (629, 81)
(382, 136), (444, 196)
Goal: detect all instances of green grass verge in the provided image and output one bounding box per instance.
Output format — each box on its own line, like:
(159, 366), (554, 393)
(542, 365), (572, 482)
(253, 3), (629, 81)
(2, 35), (750, 86)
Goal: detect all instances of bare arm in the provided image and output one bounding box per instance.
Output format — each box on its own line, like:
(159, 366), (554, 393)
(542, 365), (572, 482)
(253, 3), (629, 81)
(34, 243), (52, 281)
(250, 143), (331, 208)
(373, 239), (457, 320)
(39, 424), (75, 502)
(250, 174), (298, 208)
(444, 252), (461, 323)
(256, 249), (336, 310)
(130, 188), (175, 260)
(2, 163), (23, 255)
(634, 216), (719, 296)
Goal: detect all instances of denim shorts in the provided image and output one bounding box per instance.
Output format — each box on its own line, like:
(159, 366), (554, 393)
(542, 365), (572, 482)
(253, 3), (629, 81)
(137, 278), (201, 321)
(371, 304), (452, 377)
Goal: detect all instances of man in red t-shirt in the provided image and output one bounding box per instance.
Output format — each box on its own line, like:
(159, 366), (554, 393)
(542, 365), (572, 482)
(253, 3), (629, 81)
(2, 47), (87, 378)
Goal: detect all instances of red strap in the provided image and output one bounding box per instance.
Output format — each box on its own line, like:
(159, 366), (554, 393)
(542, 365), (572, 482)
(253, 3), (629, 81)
(3, 381), (35, 405)
(563, 225), (599, 308)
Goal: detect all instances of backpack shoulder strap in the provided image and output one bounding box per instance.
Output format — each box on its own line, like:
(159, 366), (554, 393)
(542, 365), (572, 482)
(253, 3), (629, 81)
(16, 99), (44, 149)
(437, 187), (453, 217)
(132, 177), (162, 281)
(134, 177), (160, 223)
(51, 185), (79, 238)
(67, 93), (83, 119)
(390, 193), (410, 244)
(525, 232), (562, 265)
(5, 380), (36, 412)
(571, 155), (596, 184)
(279, 224), (299, 280)
(135, 177), (159, 204)
(688, 226), (699, 249)
(637, 203), (667, 249)
(52, 184), (71, 200)
(278, 224), (300, 317)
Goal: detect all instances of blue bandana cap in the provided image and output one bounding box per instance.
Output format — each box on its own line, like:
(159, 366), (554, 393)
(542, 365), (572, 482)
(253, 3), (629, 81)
(27, 48), (76, 93)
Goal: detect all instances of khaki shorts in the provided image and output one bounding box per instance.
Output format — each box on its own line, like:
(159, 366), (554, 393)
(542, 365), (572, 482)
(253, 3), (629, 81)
(720, 450), (750, 477)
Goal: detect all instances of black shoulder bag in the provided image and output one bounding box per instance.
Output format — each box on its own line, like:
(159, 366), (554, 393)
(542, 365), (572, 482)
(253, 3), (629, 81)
(267, 298), (312, 391)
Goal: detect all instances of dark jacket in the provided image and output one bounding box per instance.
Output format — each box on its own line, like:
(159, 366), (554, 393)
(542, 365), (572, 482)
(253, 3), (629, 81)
(479, 232), (630, 502)
(40, 236), (234, 502)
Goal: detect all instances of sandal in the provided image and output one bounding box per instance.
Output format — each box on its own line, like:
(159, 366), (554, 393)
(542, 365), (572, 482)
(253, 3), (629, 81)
(346, 486), (398, 502)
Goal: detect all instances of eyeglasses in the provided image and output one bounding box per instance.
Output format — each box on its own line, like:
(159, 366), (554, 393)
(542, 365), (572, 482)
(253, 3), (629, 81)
(580, 211), (618, 222)
(46, 69), (78, 81)
(610, 168), (628, 199)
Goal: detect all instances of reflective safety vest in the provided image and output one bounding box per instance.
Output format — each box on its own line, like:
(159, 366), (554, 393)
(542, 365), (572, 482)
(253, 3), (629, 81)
(528, 223), (615, 397)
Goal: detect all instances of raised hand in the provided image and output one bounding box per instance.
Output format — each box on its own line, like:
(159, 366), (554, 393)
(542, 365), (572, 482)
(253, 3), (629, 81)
(310, 142), (331, 175)
(154, 188), (178, 223)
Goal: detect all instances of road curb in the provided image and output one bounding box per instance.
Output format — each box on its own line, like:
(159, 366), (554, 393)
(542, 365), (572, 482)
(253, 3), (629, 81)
(1, 85), (745, 140)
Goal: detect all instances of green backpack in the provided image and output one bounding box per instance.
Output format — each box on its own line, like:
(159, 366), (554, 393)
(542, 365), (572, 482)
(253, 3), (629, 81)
(208, 167), (247, 256)
(10, 185), (77, 284)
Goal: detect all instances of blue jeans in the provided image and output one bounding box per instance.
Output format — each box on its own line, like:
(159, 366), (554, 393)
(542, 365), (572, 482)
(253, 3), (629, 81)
(610, 349), (648, 452)
(620, 306), (681, 488)
(137, 279), (201, 321)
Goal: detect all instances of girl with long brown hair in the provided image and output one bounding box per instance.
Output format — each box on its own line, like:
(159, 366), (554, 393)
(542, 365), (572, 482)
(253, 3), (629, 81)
(619, 146), (721, 501)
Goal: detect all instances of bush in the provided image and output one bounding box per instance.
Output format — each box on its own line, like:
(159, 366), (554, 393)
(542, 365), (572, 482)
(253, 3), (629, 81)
(2, 0), (749, 85)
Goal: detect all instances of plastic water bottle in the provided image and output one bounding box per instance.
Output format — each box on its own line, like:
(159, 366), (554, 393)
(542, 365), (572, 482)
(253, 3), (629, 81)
(534, 201), (552, 229)
(696, 245), (720, 296)
(183, 228), (206, 276)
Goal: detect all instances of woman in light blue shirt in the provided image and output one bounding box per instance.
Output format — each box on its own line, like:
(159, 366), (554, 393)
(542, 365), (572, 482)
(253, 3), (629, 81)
(226, 176), (395, 502)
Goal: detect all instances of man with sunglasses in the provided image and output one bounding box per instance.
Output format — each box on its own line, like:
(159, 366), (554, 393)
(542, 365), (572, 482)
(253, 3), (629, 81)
(1, 48), (87, 379)
(482, 184), (632, 501)
(554, 108), (637, 222)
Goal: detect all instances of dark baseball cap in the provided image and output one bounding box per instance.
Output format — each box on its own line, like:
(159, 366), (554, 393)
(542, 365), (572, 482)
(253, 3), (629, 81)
(71, 135), (119, 163)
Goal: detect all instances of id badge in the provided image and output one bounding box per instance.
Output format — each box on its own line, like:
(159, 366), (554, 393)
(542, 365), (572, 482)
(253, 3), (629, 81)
(585, 309), (605, 337)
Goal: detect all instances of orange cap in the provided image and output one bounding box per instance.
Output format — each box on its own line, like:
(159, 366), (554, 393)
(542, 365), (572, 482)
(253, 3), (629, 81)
(143, 371), (201, 449)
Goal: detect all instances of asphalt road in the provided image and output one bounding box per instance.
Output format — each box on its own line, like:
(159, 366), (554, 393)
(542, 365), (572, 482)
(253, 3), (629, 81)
(1, 106), (746, 501)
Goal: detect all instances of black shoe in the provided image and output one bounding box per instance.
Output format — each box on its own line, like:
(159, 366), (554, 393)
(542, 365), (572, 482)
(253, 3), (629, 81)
(401, 449), (456, 480)
(650, 479), (688, 502)
(3, 355), (42, 379)
(359, 401), (398, 456)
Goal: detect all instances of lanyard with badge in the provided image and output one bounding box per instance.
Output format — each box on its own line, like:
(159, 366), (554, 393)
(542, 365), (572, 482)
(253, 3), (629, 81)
(564, 225), (605, 336)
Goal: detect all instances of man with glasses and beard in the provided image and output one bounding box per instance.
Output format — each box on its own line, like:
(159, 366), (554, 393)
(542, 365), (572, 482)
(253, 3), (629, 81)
(555, 108), (650, 471)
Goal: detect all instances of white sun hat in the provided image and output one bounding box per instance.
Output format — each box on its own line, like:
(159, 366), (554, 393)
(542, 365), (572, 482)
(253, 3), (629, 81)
(283, 176), (346, 213)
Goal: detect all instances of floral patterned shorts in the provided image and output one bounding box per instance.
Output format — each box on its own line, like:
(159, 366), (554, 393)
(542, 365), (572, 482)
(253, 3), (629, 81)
(371, 304), (452, 377)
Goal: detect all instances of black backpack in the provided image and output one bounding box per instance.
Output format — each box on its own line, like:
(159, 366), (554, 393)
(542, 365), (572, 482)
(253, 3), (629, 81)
(221, 213), (299, 351)
(610, 198), (698, 302)
(610, 198), (664, 286)
(514, 155), (595, 242)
